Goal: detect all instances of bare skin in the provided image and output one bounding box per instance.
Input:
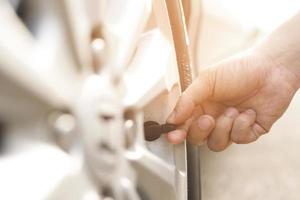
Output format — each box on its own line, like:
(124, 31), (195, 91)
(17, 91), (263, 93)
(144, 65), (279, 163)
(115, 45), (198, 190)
(166, 12), (300, 151)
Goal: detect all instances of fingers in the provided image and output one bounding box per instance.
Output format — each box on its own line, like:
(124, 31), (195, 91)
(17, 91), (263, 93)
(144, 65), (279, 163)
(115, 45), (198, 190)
(231, 109), (266, 144)
(168, 105), (268, 148)
(166, 129), (187, 144)
(188, 115), (215, 145)
(167, 71), (214, 125)
(166, 118), (193, 144)
(207, 107), (239, 151)
(252, 123), (267, 138)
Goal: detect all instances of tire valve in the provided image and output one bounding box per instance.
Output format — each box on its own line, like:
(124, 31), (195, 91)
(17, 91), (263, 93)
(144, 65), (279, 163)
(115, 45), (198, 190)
(144, 121), (177, 141)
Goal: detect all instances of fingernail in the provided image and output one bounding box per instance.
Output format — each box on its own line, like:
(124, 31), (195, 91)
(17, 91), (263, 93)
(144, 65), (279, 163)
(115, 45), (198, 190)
(197, 117), (212, 131)
(225, 108), (238, 118)
(167, 111), (176, 123)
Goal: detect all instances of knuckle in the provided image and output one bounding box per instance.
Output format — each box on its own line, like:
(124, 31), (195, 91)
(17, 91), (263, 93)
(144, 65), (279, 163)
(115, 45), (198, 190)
(231, 133), (246, 144)
(235, 115), (251, 129)
(237, 115), (249, 124)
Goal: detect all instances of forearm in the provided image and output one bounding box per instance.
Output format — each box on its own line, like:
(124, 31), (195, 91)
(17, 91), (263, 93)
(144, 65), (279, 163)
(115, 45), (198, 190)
(256, 11), (300, 87)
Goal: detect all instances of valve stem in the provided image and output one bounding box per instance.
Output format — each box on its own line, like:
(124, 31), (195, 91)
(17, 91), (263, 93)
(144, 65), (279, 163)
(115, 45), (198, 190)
(144, 121), (177, 141)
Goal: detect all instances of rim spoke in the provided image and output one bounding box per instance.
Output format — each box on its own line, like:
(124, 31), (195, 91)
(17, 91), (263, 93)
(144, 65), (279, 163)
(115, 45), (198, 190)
(63, 0), (97, 72)
(0, 1), (35, 64)
(0, 1), (80, 110)
(101, 0), (151, 74)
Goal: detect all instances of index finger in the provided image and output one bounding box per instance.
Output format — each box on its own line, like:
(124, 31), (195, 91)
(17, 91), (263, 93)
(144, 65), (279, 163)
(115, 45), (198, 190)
(167, 73), (212, 124)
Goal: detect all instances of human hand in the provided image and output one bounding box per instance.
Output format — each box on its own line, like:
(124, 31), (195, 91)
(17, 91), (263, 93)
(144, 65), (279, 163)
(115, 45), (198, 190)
(166, 50), (299, 151)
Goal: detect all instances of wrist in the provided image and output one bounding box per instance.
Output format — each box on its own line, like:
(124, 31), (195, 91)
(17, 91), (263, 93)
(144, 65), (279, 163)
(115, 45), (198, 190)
(254, 44), (300, 90)
(287, 65), (300, 89)
(253, 12), (300, 89)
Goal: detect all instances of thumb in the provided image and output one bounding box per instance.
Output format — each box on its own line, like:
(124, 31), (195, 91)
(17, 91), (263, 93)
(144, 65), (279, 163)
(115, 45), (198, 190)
(167, 69), (215, 124)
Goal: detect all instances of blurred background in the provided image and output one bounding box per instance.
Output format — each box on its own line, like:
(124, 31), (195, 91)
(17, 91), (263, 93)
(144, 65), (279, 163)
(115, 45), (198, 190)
(1, 0), (300, 199)
(197, 0), (300, 200)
